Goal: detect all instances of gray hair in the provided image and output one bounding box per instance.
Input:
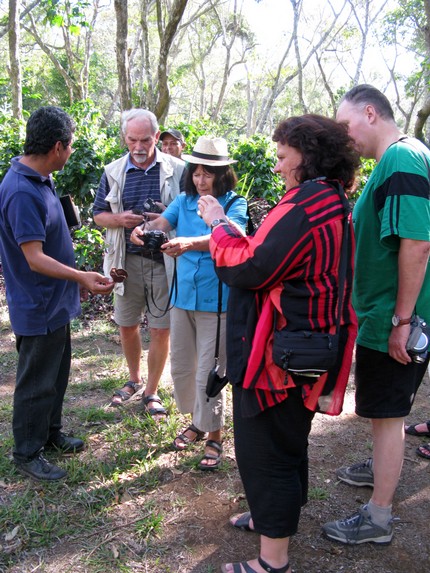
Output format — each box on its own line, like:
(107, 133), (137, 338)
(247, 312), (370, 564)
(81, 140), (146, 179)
(341, 84), (395, 121)
(121, 109), (159, 135)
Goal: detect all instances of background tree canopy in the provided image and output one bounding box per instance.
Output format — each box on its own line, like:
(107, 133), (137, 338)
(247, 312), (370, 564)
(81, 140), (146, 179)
(0, 0), (429, 139)
(0, 0), (425, 261)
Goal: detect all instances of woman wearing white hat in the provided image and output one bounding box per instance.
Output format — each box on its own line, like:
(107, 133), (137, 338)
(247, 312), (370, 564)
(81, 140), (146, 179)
(131, 136), (248, 470)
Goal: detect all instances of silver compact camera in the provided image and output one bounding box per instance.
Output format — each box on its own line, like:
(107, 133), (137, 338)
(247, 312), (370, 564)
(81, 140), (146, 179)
(406, 315), (430, 364)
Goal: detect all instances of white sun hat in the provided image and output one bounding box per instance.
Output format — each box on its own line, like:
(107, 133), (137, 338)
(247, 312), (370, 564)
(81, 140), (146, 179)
(182, 136), (237, 166)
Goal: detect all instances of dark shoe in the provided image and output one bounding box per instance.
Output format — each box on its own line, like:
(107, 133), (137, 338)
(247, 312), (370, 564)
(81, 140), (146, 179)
(142, 393), (168, 421)
(198, 439), (223, 471)
(14, 453), (67, 481)
(416, 443), (430, 459)
(336, 458), (374, 487)
(230, 511), (255, 532)
(172, 424), (207, 451)
(221, 557), (290, 573)
(322, 505), (393, 545)
(405, 421), (430, 437)
(111, 380), (141, 406)
(45, 432), (85, 454)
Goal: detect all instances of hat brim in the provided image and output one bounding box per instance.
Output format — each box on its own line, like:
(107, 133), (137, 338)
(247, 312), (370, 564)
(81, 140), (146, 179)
(182, 154), (237, 166)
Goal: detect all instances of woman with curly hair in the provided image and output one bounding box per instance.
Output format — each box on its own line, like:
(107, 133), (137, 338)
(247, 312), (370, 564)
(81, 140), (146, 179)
(198, 115), (360, 573)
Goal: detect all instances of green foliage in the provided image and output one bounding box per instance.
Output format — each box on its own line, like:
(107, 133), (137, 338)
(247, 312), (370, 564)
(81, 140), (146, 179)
(72, 225), (105, 271)
(54, 100), (123, 213)
(160, 117), (227, 154)
(231, 135), (284, 204)
(349, 158), (376, 203)
(0, 112), (25, 183)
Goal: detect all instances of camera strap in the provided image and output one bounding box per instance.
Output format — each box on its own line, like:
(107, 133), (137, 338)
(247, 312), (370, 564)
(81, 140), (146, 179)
(213, 280), (223, 369)
(143, 255), (178, 318)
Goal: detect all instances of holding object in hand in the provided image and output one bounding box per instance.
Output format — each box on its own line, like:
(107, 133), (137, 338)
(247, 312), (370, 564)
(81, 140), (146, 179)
(110, 268), (128, 283)
(143, 197), (164, 214)
(141, 229), (169, 252)
(406, 315), (430, 363)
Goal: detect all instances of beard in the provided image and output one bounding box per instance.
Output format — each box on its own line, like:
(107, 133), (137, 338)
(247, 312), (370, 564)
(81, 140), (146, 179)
(132, 152), (147, 164)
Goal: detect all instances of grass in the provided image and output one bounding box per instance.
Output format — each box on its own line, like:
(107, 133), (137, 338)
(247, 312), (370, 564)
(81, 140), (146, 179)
(0, 300), (237, 572)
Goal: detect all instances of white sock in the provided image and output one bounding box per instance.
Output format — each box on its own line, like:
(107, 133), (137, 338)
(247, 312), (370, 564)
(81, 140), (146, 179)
(367, 500), (392, 527)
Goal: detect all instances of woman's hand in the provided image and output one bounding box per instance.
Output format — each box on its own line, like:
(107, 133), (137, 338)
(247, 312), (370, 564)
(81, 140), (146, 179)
(130, 224), (145, 245)
(161, 237), (193, 257)
(198, 195), (226, 227)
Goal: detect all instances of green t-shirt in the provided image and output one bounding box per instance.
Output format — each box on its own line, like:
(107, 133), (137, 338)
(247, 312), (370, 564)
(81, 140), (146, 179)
(353, 138), (430, 352)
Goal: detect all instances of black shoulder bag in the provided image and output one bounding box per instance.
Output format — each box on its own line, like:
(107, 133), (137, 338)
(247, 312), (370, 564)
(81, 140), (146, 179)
(272, 187), (350, 384)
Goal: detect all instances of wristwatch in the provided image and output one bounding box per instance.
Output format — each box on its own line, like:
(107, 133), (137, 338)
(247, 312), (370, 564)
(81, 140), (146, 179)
(210, 218), (228, 231)
(391, 314), (412, 327)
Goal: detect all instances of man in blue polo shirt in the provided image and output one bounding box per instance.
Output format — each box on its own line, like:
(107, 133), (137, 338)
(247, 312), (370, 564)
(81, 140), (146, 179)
(93, 109), (184, 418)
(0, 106), (113, 481)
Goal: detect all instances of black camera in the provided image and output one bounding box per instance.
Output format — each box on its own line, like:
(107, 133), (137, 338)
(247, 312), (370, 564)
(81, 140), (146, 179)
(141, 229), (168, 252)
(406, 316), (430, 364)
(142, 197), (163, 214)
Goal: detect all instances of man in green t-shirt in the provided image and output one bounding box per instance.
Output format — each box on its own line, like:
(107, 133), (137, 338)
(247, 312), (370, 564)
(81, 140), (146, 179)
(322, 84), (430, 545)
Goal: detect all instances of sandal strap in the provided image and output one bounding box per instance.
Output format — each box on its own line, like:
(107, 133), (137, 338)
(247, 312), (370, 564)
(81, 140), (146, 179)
(188, 423), (205, 438)
(200, 453), (219, 461)
(124, 381), (139, 391)
(258, 557), (290, 573)
(174, 425), (205, 448)
(205, 439), (223, 453)
(143, 393), (162, 405)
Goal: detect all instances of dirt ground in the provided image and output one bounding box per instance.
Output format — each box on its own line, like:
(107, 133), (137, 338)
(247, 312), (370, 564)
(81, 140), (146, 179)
(1, 283), (430, 572)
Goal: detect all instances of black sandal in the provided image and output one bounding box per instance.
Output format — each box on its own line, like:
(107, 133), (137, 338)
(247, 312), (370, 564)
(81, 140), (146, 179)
(198, 439), (223, 471)
(172, 424), (207, 451)
(405, 421), (430, 437)
(221, 556), (290, 573)
(142, 393), (168, 420)
(111, 381), (140, 405)
(231, 512), (254, 532)
(416, 443), (430, 459)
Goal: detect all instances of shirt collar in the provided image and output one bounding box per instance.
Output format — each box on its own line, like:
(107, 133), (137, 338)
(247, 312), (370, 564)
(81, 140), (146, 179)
(11, 156), (55, 189)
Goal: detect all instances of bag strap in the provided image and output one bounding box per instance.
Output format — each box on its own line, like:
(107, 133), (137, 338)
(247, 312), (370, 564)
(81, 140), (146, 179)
(212, 196), (239, 363)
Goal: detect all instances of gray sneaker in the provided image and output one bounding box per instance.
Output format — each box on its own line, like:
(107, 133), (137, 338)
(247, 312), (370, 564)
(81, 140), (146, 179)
(336, 458), (374, 487)
(322, 505), (393, 545)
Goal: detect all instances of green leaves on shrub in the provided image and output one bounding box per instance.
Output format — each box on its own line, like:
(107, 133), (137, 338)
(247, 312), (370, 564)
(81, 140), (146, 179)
(72, 225), (105, 271)
(231, 135), (284, 205)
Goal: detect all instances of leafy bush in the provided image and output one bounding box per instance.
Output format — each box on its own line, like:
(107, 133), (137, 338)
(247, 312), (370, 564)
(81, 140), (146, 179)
(55, 100), (123, 216)
(231, 135), (284, 204)
(349, 158), (376, 203)
(0, 112), (25, 183)
(72, 225), (105, 272)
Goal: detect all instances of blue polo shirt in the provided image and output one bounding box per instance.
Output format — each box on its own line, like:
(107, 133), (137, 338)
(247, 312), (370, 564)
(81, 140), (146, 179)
(162, 191), (247, 312)
(0, 157), (80, 335)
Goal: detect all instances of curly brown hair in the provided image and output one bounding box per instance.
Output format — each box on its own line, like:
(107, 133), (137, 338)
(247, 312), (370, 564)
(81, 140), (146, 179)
(272, 114), (360, 191)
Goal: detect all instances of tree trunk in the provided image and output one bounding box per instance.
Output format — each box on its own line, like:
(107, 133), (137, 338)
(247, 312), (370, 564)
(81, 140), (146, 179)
(414, 0), (430, 143)
(9, 0), (22, 120)
(154, 0), (189, 122)
(114, 0), (132, 111)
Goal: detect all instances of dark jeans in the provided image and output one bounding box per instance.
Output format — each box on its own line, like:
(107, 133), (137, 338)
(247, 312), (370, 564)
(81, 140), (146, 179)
(233, 385), (315, 538)
(13, 324), (71, 461)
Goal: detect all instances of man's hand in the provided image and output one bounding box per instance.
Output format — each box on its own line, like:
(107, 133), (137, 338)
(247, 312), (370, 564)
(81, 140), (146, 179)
(80, 272), (114, 295)
(121, 210), (148, 229)
(388, 325), (411, 365)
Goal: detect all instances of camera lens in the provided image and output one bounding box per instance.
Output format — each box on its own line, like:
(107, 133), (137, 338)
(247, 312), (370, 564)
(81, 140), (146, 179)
(414, 332), (429, 353)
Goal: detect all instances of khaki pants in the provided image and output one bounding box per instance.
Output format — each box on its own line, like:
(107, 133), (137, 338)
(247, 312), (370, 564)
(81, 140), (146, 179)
(170, 307), (226, 433)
